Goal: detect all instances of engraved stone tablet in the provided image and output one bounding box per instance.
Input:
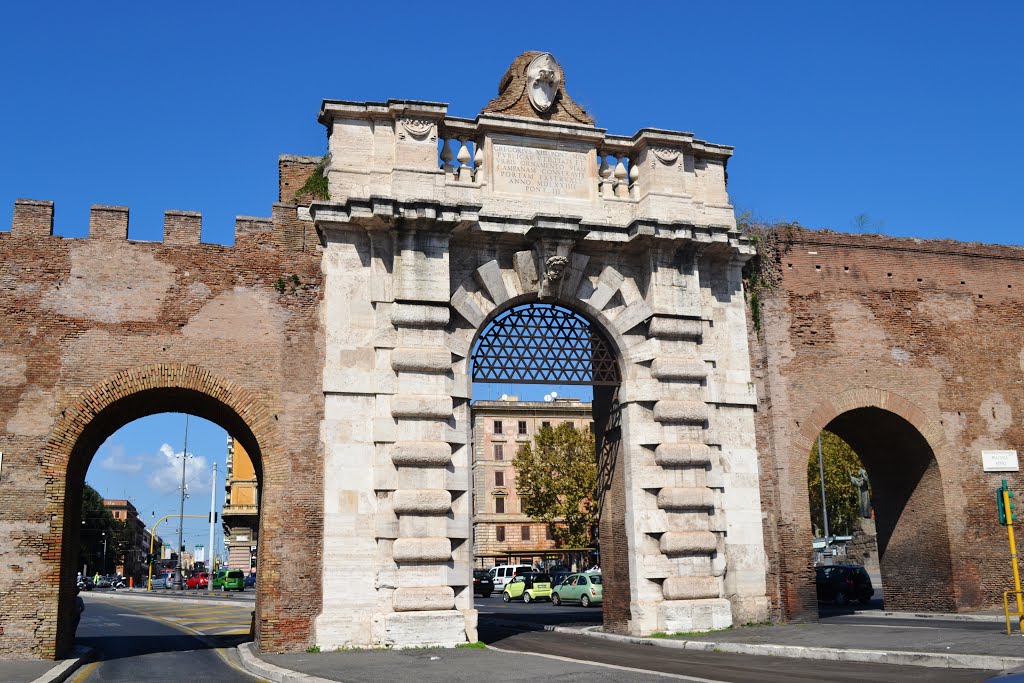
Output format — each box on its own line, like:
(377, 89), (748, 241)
(491, 144), (591, 199)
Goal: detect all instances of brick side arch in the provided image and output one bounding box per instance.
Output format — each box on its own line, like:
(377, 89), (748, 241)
(43, 363), (279, 658)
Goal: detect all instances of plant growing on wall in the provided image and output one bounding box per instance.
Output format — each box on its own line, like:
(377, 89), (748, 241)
(738, 212), (797, 336)
(293, 154), (331, 203)
(513, 422), (598, 548)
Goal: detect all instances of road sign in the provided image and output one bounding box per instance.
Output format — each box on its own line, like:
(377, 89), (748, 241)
(984, 450), (1019, 472)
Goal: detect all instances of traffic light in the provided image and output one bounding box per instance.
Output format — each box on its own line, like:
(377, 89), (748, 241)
(998, 480), (1017, 526)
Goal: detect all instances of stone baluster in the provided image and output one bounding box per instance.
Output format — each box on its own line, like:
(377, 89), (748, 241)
(440, 138), (455, 177)
(629, 157), (640, 198)
(456, 138), (472, 182)
(598, 153), (613, 197)
(614, 156), (628, 198)
(472, 140), (484, 182)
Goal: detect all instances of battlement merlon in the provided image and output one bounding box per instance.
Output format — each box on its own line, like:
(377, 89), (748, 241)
(8, 199), (316, 252)
(316, 57), (737, 237)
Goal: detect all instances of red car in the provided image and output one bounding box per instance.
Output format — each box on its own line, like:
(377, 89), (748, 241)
(185, 572), (209, 589)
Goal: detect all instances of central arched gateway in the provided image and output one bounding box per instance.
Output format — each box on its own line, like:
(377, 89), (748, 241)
(310, 51), (769, 648)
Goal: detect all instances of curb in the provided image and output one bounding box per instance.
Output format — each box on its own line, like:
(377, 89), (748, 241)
(237, 642), (339, 683)
(551, 625), (1024, 671)
(847, 609), (1006, 623)
(30, 646), (95, 683)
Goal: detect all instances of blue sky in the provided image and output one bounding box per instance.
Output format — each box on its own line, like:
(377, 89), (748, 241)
(5, 3), (1022, 550)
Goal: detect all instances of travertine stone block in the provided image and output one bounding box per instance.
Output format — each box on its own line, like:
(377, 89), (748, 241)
(648, 316), (702, 341)
(450, 286), (485, 327)
(475, 259), (510, 305)
(391, 441), (452, 466)
(612, 298), (654, 334)
(655, 443), (714, 466)
(651, 358), (708, 381)
(653, 400), (708, 425)
(656, 487), (714, 511)
(393, 586), (456, 612)
(391, 304), (450, 328)
(379, 610), (467, 647)
(392, 489), (452, 515)
(393, 537), (452, 563)
(513, 250), (539, 293)
(391, 394), (453, 419)
(660, 598), (733, 633)
(391, 348), (452, 373)
(662, 576), (720, 601)
(660, 531), (717, 556)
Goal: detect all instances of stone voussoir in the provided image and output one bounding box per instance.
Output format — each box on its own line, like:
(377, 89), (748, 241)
(657, 487), (715, 511)
(392, 586), (456, 612)
(660, 531), (718, 556)
(391, 394), (453, 419)
(653, 400), (708, 425)
(390, 347), (452, 373)
(655, 443), (714, 467)
(662, 576), (721, 601)
(392, 537), (452, 563)
(392, 489), (452, 515)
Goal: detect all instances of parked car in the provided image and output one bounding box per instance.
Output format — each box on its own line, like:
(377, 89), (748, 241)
(489, 564), (533, 592)
(502, 573), (552, 603)
(552, 572), (603, 607)
(815, 564), (873, 606)
(244, 572), (256, 588)
(186, 572), (209, 589)
(473, 569), (493, 598)
(211, 570), (227, 590)
(163, 571), (178, 589)
(77, 577), (94, 591)
(94, 576), (112, 588)
(222, 569), (246, 591)
(548, 570), (573, 588)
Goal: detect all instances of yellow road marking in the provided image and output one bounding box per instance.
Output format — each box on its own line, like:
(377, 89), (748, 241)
(69, 660), (99, 683)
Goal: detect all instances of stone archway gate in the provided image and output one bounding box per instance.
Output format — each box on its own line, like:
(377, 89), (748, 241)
(310, 51), (769, 647)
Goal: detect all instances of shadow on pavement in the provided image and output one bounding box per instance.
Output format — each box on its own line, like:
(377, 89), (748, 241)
(75, 633), (251, 662)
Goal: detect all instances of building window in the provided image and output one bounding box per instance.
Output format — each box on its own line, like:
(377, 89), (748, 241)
(545, 525), (552, 540)
(495, 497), (505, 514)
(521, 526), (531, 541)
(518, 420), (528, 435)
(495, 471), (505, 487)
(494, 444), (504, 460)
(496, 526), (505, 542)
(542, 421), (551, 428)
(493, 420), (503, 434)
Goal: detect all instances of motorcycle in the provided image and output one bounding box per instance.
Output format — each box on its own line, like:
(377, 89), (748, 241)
(76, 577), (93, 591)
(112, 576), (127, 589)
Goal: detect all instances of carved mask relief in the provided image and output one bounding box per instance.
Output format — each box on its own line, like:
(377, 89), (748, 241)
(526, 53), (561, 113)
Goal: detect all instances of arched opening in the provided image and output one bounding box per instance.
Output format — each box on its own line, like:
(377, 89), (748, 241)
(468, 301), (629, 632)
(47, 366), (273, 657)
(809, 407), (955, 613)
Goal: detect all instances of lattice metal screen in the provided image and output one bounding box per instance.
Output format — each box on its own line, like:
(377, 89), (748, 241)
(471, 304), (620, 385)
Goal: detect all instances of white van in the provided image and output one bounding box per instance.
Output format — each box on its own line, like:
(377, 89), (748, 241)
(489, 564), (533, 591)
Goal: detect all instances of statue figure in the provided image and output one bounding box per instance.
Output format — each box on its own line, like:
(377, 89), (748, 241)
(544, 255), (568, 282)
(849, 468), (871, 518)
(526, 53), (561, 113)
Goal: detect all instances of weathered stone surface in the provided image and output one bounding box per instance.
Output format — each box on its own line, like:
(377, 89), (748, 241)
(648, 316), (702, 340)
(656, 487), (714, 511)
(391, 303), (450, 328)
(378, 610), (467, 647)
(390, 348), (451, 373)
(390, 395), (453, 420)
(660, 531), (718, 556)
(393, 537), (452, 563)
(651, 358), (708, 381)
(391, 441), (452, 467)
(662, 576), (720, 601)
(653, 400), (708, 425)
(392, 489), (452, 515)
(392, 586), (456, 612)
(655, 444), (714, 467)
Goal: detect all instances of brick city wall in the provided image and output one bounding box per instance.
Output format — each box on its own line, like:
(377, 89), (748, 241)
(0, 192), (324, 658)
(751, 227), (1024, 619)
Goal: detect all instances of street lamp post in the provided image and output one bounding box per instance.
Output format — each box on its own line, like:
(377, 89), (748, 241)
(101, 531), (107, 576)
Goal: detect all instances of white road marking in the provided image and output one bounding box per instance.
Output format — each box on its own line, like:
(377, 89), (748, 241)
(486, 643), (728, 682)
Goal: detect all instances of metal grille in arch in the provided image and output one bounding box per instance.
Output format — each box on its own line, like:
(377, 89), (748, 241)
(471, 304), (620, 385)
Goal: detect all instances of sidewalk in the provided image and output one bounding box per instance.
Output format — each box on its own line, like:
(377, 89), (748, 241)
(0, 646), (94, 683)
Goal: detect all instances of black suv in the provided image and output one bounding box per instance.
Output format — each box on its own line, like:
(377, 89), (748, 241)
(473, 569), (494, 598)
(815, 564), (873, 606)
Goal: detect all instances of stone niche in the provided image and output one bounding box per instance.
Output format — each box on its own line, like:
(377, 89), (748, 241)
(310, 51), (768, 648)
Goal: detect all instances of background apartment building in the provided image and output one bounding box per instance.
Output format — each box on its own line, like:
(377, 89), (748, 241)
(222, 437), (259, 571)
(471, 396), (592, 567)
(102, 498), (146, 578)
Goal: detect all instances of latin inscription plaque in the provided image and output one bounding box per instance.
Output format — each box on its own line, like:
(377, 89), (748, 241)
(491, 144), (591, 200)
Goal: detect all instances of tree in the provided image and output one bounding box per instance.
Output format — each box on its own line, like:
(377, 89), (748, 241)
(806, 430), (869, 538)
(79, 483), (119, 574)
(513, 422), (597, 548)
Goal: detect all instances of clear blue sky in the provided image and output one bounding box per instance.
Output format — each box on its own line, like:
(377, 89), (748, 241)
(6, 2), (1021, 555)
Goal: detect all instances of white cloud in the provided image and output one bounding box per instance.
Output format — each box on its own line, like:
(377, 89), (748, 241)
(147, 443), (212, 495)
(99, 443), (144, 474)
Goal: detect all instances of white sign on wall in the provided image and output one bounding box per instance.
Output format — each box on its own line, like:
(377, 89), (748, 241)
(983, 450), (1020, 472)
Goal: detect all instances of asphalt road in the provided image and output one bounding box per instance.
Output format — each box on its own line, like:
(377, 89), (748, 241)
(70, 597), (259, 682)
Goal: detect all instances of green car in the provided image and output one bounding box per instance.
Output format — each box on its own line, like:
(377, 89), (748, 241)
(552, 572), (602, 607)
(501, 573), (552, 603)
(222, 569), (245, 591)
(211, 570), (227, 589)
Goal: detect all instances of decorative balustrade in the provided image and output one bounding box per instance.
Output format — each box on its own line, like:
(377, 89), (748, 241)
(438, 135), (483, 183)
(598, 151), (638, 199)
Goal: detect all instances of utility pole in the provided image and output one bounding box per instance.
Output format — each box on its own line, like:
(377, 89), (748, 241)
(174, 415), (189, 590)
(208, 462), (217, 592)
(102, 531), (107, 575)
(817, 434), (831, 555)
